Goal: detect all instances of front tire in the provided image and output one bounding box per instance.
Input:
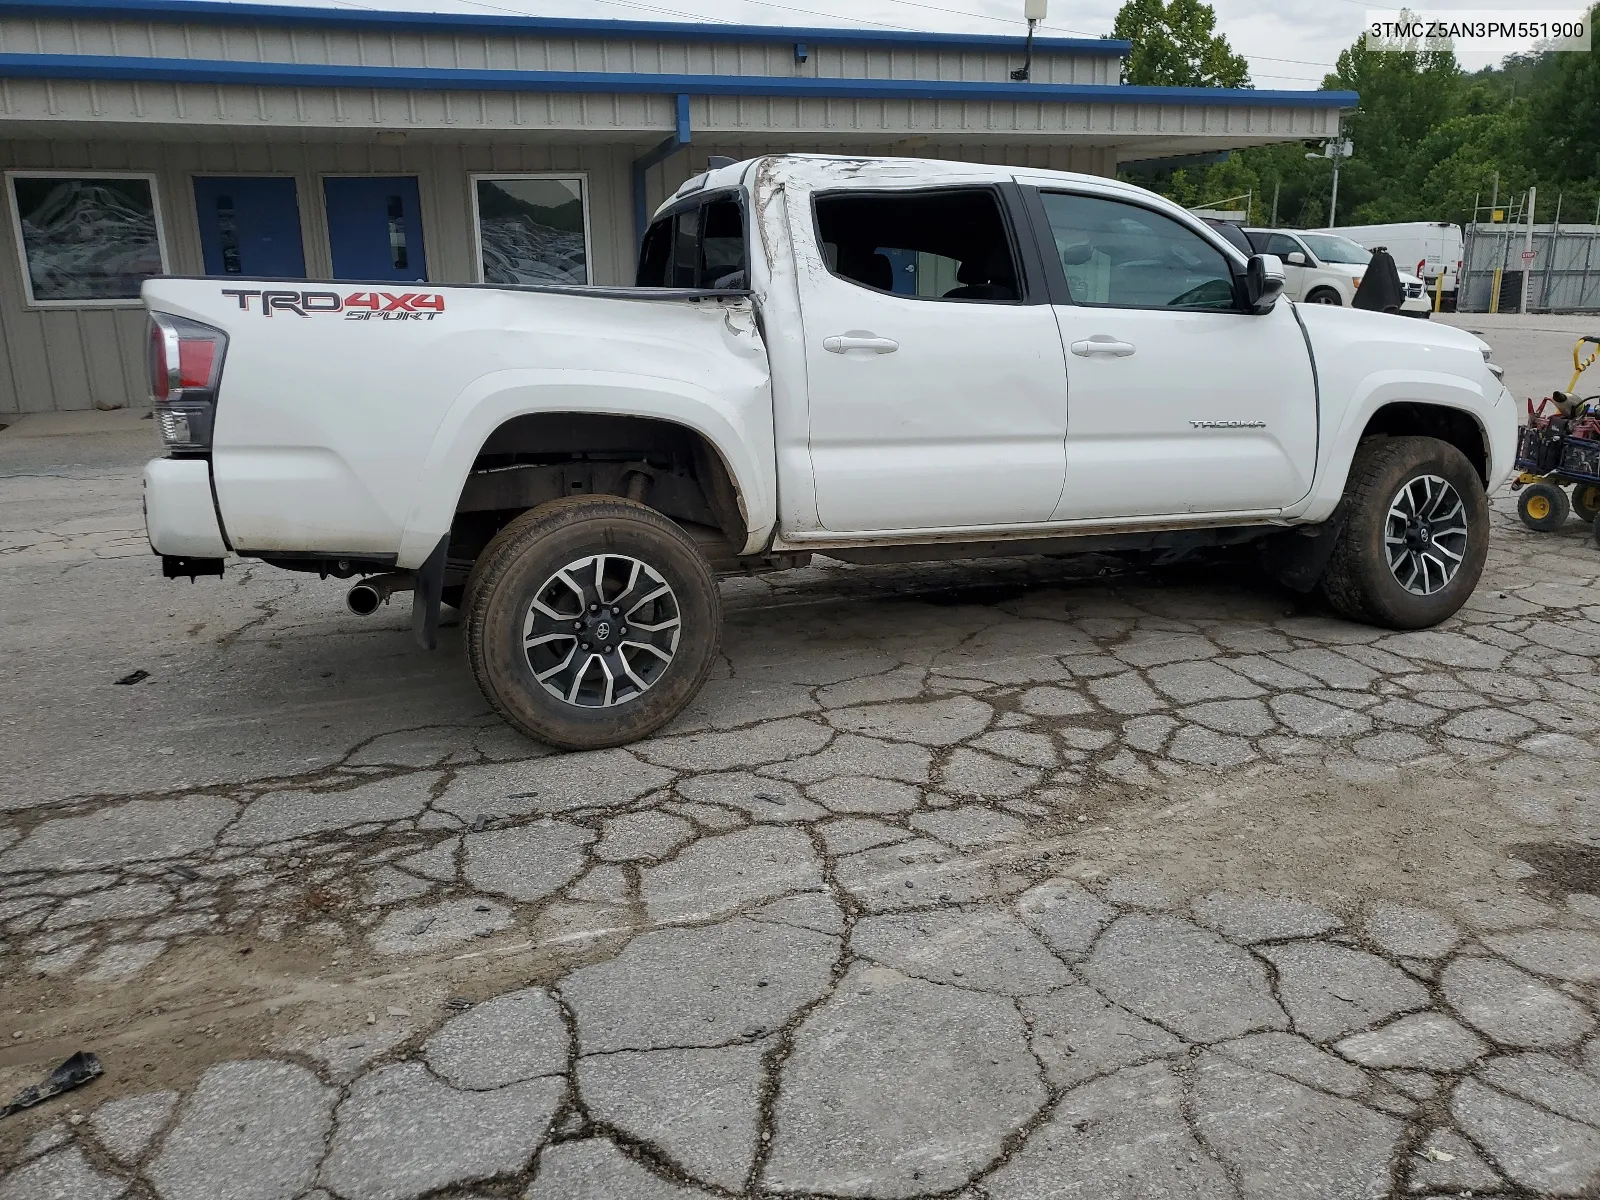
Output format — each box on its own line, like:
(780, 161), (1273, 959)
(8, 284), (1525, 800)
(1319, 436), (1489, 629)
(1307, 287), (1343, 306)
(465, 496), (721, 750)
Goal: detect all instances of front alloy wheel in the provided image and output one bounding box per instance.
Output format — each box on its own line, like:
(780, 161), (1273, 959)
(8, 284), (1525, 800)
(1385, 475), (1469, 596)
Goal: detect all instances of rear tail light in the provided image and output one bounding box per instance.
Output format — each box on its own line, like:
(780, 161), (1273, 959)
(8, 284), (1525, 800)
(148, 313), (227, 451)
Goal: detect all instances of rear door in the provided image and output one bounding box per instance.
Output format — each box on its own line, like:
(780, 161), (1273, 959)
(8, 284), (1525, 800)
(323, 176), (427, 282)
(1029, 187), (1318, 520)
(789, 185), (1068, 532)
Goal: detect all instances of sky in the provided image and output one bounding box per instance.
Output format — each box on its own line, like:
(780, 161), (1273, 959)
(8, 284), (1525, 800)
(271, 0), (1576, 86)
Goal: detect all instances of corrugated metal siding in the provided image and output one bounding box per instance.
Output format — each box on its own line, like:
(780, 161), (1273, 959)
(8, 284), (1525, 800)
(0, 137), (637, 413)
(0, 17), (1115, 85)
(0, 79), (1338, 144)
(0, 77), (681, 133)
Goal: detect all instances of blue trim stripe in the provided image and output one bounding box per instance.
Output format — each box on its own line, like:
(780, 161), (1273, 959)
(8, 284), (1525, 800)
(0, 53), (1359, 108)
(4, 0), (1132, 56)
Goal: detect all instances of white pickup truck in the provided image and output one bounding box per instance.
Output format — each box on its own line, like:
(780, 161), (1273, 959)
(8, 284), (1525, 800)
(142, 155), (1516, 749)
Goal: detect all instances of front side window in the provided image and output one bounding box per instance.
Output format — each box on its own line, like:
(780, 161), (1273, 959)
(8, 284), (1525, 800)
(1040, 192), (1236, 311)
(472, 174), (588, 285)
(1249, 231), (1303, 261)
(1300, 233), (1372, 266)
(814, 188), (1023, 303)
(7, 172), (167, 306)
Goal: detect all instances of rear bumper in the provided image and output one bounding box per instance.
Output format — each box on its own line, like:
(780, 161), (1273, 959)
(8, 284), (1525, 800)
(144, 457), (228, 557)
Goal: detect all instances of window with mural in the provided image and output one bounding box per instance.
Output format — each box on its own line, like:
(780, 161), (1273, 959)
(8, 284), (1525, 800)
(472, 175), (589, 286)
(7, 172), (167, 305)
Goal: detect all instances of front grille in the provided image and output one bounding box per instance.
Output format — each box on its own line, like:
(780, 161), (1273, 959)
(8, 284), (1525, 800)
(1405, 283), (1423, 298)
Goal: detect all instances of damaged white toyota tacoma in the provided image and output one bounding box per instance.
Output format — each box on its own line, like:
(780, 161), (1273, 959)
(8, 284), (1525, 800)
(142, 155), (1516, 749)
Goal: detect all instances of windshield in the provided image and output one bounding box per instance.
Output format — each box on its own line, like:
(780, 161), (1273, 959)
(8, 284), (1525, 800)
(1301, 233), (1372, 265)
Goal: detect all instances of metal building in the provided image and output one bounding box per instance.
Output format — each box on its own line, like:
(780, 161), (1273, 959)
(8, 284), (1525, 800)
(0, 0), (1354, 413)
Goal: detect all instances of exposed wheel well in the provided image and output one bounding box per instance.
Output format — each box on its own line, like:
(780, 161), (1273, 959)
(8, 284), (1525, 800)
(1360, 403), (1488, 486)
(447, 413), (748, 575)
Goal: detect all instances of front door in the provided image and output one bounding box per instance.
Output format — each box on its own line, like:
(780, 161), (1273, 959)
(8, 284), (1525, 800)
(1257, 230), (1312, 301)
(792, 185), (1068, 532)
(322, 176), (427, 281)
(193, 177), (306, 278)
(1031, 189), (1318, 520)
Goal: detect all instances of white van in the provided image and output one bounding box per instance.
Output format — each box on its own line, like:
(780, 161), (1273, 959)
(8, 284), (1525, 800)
(1315, 221), (1464, 303)
(1244, 228), (1433, 316)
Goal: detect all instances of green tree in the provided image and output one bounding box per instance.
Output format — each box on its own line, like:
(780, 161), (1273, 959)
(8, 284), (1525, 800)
(1526, 3), (1600, 182)
(1111, 0), (1250, 88)
(1120, 3), (1599, 230)
(1323, 23), (1461, 186)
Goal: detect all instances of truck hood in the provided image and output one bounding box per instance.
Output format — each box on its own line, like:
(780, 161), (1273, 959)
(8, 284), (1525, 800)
(1293, 298), (1494, 381)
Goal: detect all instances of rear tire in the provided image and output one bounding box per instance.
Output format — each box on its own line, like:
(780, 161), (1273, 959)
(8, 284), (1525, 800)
(1319, 436), (1489, 629)
(465, 496), (721, 750)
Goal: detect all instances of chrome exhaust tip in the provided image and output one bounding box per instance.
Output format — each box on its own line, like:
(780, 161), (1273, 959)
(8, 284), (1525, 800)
(346, 571), (414, 616)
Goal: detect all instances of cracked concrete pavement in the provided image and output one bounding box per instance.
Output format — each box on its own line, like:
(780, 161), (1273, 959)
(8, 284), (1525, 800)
(4, 331), (1600, 1199)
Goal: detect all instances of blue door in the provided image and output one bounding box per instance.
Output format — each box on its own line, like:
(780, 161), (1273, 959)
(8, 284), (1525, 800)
(194, 177), (306, 277)
(322, 176), (427, 281)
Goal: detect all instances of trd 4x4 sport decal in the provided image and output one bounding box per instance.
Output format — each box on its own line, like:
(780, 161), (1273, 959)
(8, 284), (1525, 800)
(220, 290), (446, 320)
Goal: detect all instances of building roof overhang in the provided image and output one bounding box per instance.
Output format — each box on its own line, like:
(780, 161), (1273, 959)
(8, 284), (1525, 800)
(0, 51), (1359, 110)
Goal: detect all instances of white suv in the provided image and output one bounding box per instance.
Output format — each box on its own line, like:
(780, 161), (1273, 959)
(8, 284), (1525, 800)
(1244, 228), (1432, 316)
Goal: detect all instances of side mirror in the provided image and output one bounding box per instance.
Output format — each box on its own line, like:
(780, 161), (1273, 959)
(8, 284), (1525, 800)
(1058, 241), (1093, 266)
(1285, 251), (1306, 266)
(1245, 253), (1285, 314)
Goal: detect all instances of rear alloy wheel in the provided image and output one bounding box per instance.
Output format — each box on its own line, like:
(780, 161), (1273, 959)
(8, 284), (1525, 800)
(1307, 287), (1343, 305)
(1319, 436), (1489, 629)
(466, 496), (720, 750)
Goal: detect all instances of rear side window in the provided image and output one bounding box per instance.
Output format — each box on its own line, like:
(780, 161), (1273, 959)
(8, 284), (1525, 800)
(636, 219), (671, 287)
(700, 199), (746, 288)
(813, 188), (1023, 303)
(1039, 193), (1236, 310)
(635, 195), (747, 289)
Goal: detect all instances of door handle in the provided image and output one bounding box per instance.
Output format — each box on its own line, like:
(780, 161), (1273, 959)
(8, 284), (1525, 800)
(823, 335), (900, 354)
(1070, 337), (1136, 357)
